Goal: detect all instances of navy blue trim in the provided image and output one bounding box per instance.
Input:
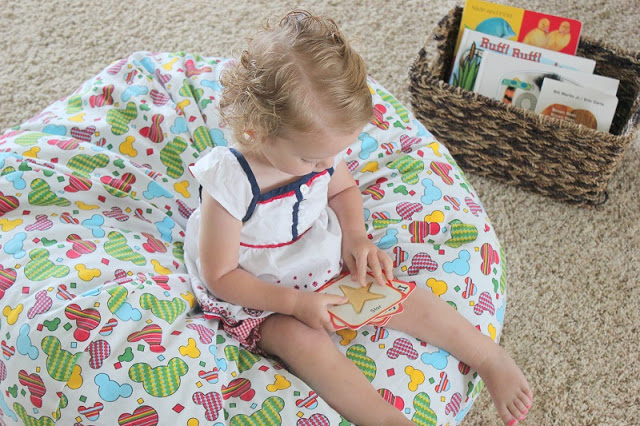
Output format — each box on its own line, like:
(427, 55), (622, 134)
(291, 186), (304, 240)
(327, 166), (335, 176)
(259, 171), (317, 202)
(228, 148), (260, 222)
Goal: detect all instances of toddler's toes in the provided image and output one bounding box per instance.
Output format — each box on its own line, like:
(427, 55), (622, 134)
(507, 401), (526, 422)
(513, 397), (528, 416)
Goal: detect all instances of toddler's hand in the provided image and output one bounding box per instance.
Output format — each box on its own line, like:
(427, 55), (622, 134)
(292, 291), (347, 332)
(342, 232), (394, 287)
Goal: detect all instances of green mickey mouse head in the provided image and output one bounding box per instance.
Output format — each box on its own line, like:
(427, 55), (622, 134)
(139, 293), (186, 324)
(67, 153), (110, 178)
(41, 336), (81, 382)
(224, 344), (261, 374)
(28, 179), (70, 207)
(160, 136), (188, 178)
(104, 231), (146, 266)
(411, 392), (438, 425)
(129, 358), (188, 397)
(346, 344), (377, 383)
(14, 402), (55, 426)
(230, 396), (284, 426)
(24, 249), (70, 281)
(106, 102), (138, 135)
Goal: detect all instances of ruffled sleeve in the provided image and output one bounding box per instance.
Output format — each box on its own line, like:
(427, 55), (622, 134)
(190, 146), (257, 222)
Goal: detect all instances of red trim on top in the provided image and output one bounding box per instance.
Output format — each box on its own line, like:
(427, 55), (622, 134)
(306, 170), (328, 186)
(258, 190), (295, 204)
(257, 169), (329, 205)
(240, 227), (312, 249)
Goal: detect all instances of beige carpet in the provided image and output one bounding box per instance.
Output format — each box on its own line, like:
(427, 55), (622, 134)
(1, 0), (638, 424)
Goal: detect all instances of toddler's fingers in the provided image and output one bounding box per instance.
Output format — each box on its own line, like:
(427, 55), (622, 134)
(355, 251), (368, 286)
(328, 294), (349, 306)
(343, 255), (358, 281)
(367, 250), (387, 286)
(378, 250), (395, 281)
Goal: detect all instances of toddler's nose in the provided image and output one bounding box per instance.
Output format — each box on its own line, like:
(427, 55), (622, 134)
(316, 157), (333, 170)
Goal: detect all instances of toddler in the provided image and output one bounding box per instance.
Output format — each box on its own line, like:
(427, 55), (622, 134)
(184, 9), (533, 426)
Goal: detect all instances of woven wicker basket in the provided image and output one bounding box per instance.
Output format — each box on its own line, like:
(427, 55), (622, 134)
(409, 6), (640, 206)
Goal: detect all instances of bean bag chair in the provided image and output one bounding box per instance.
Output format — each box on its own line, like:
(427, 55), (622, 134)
(0, 52), (506, 425)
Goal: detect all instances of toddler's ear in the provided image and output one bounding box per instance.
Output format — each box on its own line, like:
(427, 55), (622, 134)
(243, 130), (256, 141)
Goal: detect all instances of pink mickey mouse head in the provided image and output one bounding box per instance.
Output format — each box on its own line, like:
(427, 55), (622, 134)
(400, 134), (421, 153)
(27, 289), (52, 319)
(445, 392), (462, 416)
(297, 414), (330, 426)
(407, 252), (438, 276)
(85, 340), (111, 369)
(396, 202), (423, 220)
(70, 125), (96, 143)
(187, 323), (216, 344)
(25, 215), (53, 232)
(193, 391), (223, 421)
(474, 291), (496, 316)
(386, 337), (419, 360)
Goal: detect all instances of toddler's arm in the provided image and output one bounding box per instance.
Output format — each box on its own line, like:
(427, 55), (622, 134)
(328, 161), (394, 286)
(198, 192), (346, 329)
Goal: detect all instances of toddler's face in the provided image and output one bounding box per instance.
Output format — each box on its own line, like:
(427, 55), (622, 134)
(260, 126), (362, 176)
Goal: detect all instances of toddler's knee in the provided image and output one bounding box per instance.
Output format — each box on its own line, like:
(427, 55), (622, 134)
(261, 315), (332, 356)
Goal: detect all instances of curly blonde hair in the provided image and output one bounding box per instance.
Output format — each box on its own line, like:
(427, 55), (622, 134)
(219, 9), (373, 149)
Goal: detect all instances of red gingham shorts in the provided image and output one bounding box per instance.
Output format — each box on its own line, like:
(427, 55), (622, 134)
(220, 315), (271, 356)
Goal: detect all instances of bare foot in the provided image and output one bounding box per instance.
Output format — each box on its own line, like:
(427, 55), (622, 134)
(476, 345), (533, 425)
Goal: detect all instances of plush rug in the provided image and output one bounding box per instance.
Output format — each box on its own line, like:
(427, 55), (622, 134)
(1, 0), (638, 424)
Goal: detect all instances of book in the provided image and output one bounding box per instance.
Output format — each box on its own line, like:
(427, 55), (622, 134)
(473, 50), (619, 112)
(316, 272), (415, 330)
(534, 78), (619, 133)
(449, 28), (596, 91)
(454, 0), (583, 57)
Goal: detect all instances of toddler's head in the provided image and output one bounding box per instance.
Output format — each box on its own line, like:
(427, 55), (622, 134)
(219, 9), (373, 153)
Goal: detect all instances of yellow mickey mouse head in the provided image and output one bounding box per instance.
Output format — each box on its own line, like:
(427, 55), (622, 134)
(3, 304), (23, 325)
(119, 136), (137, 157)
(426, 278), (447, 297)
(179, 338), (200, 358)
(405, 366), (425, 392)
(266, 374), (290, 392)
(75, 264), (102, 281)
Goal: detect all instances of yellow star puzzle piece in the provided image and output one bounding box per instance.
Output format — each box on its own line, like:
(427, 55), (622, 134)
(339, 282), (385, 314)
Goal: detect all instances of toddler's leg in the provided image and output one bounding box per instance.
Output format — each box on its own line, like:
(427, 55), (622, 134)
(258, 314), (412, 426)
(386, 288), (533, 426)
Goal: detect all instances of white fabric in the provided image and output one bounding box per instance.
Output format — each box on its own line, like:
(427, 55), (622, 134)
(184, 145), (343, 324)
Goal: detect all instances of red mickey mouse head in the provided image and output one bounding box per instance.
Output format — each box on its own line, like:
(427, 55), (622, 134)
(192, 391), (223, 421)
(65, 303), (101, 342)
(18, 370), (46, 408)
(0, 265), (17, 300)
(0, 191), (19, 217)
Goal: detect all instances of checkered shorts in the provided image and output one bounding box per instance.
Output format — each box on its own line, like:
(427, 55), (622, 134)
(220, 315), (271, 356)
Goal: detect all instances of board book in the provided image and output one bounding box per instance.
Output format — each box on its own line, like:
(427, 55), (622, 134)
(454, 0), (583, 57)
(534, 78), (619, 133)
(474, 50), (619, 112)
(449, 28), (595, 91)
